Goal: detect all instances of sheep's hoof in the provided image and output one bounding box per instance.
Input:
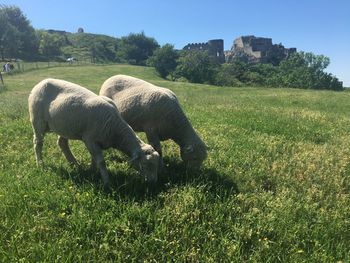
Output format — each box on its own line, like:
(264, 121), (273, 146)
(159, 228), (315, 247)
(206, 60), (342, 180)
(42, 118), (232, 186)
(103, 183), (112, 193)
(36, 160), (45, 169)
(89, 164), (97, 172)
(69, 162), (79, 167)
(158, 160), (164, 172)
(103, 185), (112, 194)
(36, 160), (44, 166)
(146, 180), (158, 193)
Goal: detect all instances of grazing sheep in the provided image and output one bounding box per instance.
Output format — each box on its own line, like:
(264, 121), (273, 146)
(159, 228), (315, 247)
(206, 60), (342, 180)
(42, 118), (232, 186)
(99, 75), (207, 169)
(28, 78), (160, 186)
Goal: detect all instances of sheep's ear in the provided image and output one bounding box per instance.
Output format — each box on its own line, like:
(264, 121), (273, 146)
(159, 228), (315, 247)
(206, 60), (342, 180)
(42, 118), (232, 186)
(184, 145), (194, 154)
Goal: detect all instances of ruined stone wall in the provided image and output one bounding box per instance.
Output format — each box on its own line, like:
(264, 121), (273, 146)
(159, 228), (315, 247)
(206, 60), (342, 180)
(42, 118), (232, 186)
(183, 36), (295, 65)
(183, 42), (209, 51)
(183, 39), (225, 63)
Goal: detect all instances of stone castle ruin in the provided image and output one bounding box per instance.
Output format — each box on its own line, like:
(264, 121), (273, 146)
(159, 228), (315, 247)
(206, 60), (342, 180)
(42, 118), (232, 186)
(183, 36), (296, 65)
(225, 36), (296, 65)
(183, 39), (225, 64)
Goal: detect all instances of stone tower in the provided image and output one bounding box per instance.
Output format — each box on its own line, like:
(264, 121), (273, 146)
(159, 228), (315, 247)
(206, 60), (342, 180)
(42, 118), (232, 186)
(208, 39), (225, 64)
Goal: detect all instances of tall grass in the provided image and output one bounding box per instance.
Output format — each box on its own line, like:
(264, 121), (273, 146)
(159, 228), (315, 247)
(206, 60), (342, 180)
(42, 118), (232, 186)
(0, 65), (349, 262)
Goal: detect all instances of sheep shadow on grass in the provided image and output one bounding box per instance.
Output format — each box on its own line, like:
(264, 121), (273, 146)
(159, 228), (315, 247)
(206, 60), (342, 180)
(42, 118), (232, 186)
(159, 156), (238, 195)
(50, 156), (238, 202)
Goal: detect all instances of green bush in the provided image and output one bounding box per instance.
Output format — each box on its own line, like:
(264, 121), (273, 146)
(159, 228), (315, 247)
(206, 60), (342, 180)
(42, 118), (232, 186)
(148, 44), (178, 78)
(213, 63), (243, 87)
(210, 52), (344, 90)
(175, 51), (217, 84)
(117, 32), (159, 65)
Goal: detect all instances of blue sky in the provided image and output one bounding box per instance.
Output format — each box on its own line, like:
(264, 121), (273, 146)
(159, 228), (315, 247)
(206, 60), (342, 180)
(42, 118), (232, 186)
(3, 0), (350, 86)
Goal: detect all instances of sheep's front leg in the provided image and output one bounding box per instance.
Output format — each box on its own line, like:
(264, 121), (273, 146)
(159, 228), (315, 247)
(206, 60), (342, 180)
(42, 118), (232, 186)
(57, 136), (78, 165)
(146, 131), (163, 169)
(90, 156), (97, 171)
(83, 138), (110, 187)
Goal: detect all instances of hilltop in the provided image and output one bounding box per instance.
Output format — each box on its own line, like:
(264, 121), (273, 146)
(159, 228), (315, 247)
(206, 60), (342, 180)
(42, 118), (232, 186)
(38, 29), (120, 63)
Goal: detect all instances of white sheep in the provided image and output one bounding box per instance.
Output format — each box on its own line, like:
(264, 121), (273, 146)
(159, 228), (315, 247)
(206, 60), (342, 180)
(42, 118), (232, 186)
(99, 75), (207, 169)
(28, 78), (160, 186)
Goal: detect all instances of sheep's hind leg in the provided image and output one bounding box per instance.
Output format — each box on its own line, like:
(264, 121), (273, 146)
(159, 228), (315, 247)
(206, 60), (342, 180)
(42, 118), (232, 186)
(33, 133), (44, 166)
(57, 136), (78, 165)
(83, 138), (110, 187)
(31, 119), (46, 166)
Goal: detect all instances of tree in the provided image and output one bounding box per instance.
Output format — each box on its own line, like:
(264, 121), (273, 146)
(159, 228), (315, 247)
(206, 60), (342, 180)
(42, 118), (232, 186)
(214, 63), (243, 87)
(90, 40), (116, 62)
(148, 44), (178, 78)
(279, 52), (343, 90)
(0, 12), (20, 60)
(37, 30), (65, 59)
(176, 51), (218, 84)
(211, 51), (343, 90)
(117, 32), (159, 65)
(0, 5), (38, 60)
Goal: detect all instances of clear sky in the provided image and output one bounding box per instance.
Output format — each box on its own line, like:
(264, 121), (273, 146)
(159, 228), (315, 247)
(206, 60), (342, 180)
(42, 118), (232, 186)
(3, 0), (350, 86)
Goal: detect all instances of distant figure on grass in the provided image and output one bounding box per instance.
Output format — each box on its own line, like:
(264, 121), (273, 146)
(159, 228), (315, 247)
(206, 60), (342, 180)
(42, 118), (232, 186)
(100, 75), (208, 169)
(28, 78), (160, 187)
(3, 62), (11, 72)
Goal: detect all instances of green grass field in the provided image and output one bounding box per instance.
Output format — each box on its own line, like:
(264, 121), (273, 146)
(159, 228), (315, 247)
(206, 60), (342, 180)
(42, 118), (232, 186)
(0, 64), (349, 262)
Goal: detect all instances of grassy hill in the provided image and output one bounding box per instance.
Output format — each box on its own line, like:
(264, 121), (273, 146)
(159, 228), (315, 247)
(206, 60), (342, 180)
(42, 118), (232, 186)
(0, 65), (349, 262)
(36, 30), (120, 63)
(63, 33), (119, 62)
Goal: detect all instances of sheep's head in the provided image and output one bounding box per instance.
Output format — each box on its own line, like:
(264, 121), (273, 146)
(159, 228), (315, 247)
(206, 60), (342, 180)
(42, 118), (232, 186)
(180, 142), (208, 169)
(130, 144), (160, 183)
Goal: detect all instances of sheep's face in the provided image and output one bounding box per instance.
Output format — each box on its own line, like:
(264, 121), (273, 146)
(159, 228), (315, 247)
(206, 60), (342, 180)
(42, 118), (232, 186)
(181, 143), (208, 169)
(130, 146), (160, 183)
